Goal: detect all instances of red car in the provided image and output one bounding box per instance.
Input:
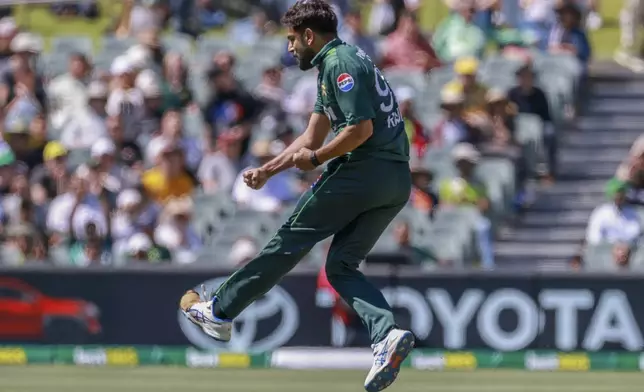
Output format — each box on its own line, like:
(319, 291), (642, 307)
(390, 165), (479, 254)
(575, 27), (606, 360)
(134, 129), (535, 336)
(0, 277), (101, 344)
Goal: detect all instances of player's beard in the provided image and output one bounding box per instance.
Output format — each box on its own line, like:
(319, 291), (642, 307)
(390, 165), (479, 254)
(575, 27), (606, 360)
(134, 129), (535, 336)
(296, 46), (316, 71)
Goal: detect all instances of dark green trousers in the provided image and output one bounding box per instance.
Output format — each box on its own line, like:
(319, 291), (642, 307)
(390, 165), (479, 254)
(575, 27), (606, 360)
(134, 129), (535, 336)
(215, 157), (412, 344)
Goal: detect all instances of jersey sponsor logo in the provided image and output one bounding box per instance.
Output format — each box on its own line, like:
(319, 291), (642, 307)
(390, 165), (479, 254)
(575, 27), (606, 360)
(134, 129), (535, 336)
(336, 73), (354, 92)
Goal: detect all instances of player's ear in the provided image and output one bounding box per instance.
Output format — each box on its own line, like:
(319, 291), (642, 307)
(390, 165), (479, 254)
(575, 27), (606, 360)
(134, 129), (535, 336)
(303, 28), (314, 46)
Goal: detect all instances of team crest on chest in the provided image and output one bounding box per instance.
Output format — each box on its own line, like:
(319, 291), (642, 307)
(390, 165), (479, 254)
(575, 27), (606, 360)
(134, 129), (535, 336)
(336, 73), (354, 92)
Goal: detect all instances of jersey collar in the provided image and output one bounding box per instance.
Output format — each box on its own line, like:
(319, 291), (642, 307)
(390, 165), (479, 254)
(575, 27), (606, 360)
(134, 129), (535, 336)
(311, 37), (342, 68)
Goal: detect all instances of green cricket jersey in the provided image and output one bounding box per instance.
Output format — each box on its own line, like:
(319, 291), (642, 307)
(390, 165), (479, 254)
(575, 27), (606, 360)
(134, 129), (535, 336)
(311, 38), (410, 162)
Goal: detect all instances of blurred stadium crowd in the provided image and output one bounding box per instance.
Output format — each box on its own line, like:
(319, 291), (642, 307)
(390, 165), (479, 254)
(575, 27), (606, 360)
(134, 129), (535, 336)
(0, 0), (638, 269)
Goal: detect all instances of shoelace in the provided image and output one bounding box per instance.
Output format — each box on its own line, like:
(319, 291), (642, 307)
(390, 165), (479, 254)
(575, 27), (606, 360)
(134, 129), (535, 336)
(374, 343), (388, 367)
(199, 284), (213, 302)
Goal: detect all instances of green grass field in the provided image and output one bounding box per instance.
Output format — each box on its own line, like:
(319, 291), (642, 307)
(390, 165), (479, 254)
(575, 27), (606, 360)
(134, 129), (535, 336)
(1, 367), (644, 392)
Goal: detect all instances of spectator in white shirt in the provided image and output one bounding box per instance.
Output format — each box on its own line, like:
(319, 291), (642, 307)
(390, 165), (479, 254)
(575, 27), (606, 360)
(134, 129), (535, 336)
(60, 80), (108, 150)
(106, 56), (145, 141)
(154, 196), (202, 264)
(46, 169), (108, 244)
(90, 138), (126, 194)
(48, 53), (92, 130)
(586, 179), (641, 246)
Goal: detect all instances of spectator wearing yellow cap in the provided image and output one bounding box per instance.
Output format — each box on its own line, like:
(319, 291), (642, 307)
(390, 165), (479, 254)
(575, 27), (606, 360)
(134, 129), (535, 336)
(445, 57), (489, 115)
(30, 141), (69, 205)
(444, 57), (492, 138)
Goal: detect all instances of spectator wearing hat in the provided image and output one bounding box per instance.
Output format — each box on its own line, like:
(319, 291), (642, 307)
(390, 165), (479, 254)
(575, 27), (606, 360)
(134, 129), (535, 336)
(232, 139), (299, 213)
(117, 0), (167, 39)
(483, 88), (519, 152)
(433, 0), (486, 62)
(30, 141), (69, 205)
(409, 165), (439, 217)
(154, 196), (202, 263)
(548, 2), (591, 69)
(433, 85), (484, 147)
(142, 139), (197, 205)
(1, 46), (47, 137)
(198, 131), (242, 195)
(160, 52), (193, 112)
(112, 188), (143, 244)
(585, 179), (641, 268)
(106, 56), (145, 142)
(126, 44), (154, 77)
(439, 143), (494, 268)
(48, 53), (92, 128)
(381, 10), (440, 72)
(4, 112), (45, 170)
(445, 57), (489, 115)
(0, 17), (17, 77)
(124, 232), (171, 263)
(396, 86), (430, 160)
(137, 71), (165, 137)
(59, 80), (109, 150)
(88, 138), (126, 196)
(203, 64), (262, 157)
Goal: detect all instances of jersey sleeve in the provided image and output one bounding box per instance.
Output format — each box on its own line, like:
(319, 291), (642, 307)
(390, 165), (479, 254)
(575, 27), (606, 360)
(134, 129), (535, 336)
(313, 87), (324, 114)
(327, 61), (376, 126)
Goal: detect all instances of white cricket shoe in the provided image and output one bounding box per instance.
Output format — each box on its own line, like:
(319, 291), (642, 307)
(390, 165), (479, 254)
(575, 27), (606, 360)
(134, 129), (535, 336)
(180, 287), (233, 342)
(364, 329), (415, 392)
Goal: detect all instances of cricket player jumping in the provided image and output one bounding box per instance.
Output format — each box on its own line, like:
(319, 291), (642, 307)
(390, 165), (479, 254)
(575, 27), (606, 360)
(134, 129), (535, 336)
(180, 1), (414, 390)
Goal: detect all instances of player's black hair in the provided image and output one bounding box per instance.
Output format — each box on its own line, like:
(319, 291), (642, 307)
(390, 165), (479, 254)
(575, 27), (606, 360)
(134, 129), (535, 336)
(281, 0), (338, 35)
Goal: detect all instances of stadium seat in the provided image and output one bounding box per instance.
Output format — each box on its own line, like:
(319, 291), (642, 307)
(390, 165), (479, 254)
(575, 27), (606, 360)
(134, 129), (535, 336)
(161, 33), (194, 59)
(476, 157), (516, 218)
(100, 36), (136, 55)
(51, 36), (93, 56)
(515, 113), (545, 176)
(66, 148), (92, 169)
(196, 36), (232, 59)
(583, 243), (614, 270)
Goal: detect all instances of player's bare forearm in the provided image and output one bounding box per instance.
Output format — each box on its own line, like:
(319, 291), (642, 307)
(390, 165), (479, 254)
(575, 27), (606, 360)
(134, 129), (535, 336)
(315, 120), (373, 163)
(262, 113), (330, 177)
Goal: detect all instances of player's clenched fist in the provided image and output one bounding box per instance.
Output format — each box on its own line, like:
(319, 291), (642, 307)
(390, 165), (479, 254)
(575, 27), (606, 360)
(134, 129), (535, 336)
(292, 148), (318, 171)
(243, 167), (269, 190)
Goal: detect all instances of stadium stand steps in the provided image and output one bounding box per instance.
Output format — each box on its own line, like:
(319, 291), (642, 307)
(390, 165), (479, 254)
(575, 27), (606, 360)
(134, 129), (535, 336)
(494, 69), (644, 268)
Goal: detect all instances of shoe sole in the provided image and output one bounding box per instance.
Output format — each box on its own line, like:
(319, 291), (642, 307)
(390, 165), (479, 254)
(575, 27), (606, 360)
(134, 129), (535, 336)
(181, 310), (231, 342)
(364, 331), (415, 392)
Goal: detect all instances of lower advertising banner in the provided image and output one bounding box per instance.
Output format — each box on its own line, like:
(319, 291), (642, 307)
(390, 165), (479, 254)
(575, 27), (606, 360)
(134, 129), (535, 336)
(2, 268), (644, 353)
(1, 346), (644, 371)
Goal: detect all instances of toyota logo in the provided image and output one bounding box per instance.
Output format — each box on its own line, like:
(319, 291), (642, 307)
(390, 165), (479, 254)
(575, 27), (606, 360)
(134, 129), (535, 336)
(178, 277), (300, 353)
